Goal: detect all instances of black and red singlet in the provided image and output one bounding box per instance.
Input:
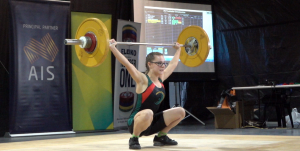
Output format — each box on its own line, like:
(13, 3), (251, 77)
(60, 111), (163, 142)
(127, 74), (165, 126)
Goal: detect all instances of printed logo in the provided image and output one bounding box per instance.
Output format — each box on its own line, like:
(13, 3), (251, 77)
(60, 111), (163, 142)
(23, 33), (59, 64)
(155, 91), (165, 105)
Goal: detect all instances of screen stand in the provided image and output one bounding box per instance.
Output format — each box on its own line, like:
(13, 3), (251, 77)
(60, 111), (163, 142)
(172, 82), (205, 125)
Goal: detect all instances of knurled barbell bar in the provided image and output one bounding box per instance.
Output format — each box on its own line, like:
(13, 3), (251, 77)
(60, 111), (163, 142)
(65, 39), (189, 48)
(65, 18), (211, 67)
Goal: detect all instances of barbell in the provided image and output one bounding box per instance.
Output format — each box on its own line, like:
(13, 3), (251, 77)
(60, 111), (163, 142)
(65, 18), (211, 67)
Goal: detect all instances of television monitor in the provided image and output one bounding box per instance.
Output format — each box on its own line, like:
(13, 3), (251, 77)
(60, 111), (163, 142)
(133, 0), (215, 81)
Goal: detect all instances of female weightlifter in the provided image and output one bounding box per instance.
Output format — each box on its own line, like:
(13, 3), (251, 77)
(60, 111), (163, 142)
(109, 39), (186, 150)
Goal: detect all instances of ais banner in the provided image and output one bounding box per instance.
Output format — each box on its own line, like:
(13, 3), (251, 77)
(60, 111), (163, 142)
(9, 0), (71, 134)
(114, 20), (141, 129)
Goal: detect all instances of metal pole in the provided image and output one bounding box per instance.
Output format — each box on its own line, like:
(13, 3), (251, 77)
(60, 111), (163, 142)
(172, 82), (205, 126)
(174, 82), (179, 106)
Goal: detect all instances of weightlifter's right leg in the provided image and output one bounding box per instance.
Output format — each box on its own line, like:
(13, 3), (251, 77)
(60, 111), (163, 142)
(129, 109), (153, 150)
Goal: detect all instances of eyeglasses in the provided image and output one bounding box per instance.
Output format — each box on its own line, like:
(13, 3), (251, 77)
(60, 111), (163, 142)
(150, 61), (168, 67)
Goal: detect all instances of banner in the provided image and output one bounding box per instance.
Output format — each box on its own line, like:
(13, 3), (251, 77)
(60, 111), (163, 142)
(9, 1), (71, 134)
(71, 12), (113, 131)
(114, 20), (141, 129)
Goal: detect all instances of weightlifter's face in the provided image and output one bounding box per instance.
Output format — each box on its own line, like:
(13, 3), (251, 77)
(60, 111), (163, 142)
(150, 55), (166, 75)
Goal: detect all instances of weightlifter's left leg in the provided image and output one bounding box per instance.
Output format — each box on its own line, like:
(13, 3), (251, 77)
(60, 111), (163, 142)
(153, 107), (185, 146)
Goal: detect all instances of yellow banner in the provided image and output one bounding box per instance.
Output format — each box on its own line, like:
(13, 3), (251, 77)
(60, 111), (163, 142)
(71, 12), (113, 131)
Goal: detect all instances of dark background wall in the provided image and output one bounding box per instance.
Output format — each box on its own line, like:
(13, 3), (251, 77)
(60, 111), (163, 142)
(1, 0), (300, 135)
(213, 0), (300, 112)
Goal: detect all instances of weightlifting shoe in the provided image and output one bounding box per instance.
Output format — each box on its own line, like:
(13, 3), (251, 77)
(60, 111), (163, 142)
(153, 135), (178, 146)
(129, 137), (141, 149)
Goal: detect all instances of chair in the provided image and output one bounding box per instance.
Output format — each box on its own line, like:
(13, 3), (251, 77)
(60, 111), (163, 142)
(261, 88), (294, 128)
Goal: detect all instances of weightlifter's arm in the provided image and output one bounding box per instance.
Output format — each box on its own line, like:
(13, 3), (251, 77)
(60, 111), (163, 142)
(161, 42), (181, 81)
(109, 39), (145, 84)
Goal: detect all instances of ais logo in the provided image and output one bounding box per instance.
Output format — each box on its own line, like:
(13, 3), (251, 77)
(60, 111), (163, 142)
(24, 33), (58, 81)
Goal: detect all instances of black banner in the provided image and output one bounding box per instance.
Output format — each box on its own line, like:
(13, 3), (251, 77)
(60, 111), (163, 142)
(9, 0), (71, 134)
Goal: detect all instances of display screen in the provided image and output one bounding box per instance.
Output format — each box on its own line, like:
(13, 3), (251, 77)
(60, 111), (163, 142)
(144, 6), (214, 64)
(134, 0), (215, 80)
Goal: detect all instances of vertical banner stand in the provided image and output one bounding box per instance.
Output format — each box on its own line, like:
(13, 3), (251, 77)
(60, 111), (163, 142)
(172, 82), (205, 125)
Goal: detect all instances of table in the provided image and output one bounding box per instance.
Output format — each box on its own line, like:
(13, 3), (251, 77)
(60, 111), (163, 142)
(232, 84), (300, 127)
(233, 84), (300, 90)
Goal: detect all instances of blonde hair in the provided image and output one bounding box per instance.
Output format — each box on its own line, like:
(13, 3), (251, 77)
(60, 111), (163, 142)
(145, 52), (163, 74)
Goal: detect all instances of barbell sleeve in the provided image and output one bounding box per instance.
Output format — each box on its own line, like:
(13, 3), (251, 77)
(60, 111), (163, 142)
(64, 39), (83, 45)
